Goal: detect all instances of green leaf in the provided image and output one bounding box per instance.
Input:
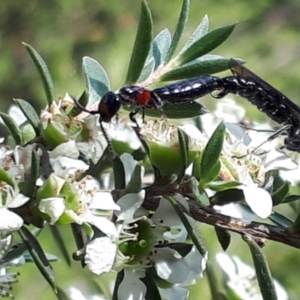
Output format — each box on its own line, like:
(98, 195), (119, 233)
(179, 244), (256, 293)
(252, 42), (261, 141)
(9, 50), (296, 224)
(200, 122), (225, 184)
(134, 130), (161, 181)
(125, 0), (153, 84)
(143, 271), (162, 300)
(179, 14), (209, 54)
(243, 234), (277, 300)
(82, 57), (110, 104)
(49, 226), (71, 266)
(69, 91), (89, 117)
(151, 29), (172, 69)
(215, 227), (231, 251)
(0, 169), (15, 187)
(125, 162), (143, 193)
(177, 127), (189, 183)
(208, 181), (241, 192)
(138, 57), (155, 82)
(19, 226), (57, 293)
(22, 42), (54, 106)
(289, 209), (300, 233)
(0, 112), (22, 145)
(210, 189), (244, 206)
(113, 155), (126, 190)
(271, 180), (290, 206)
(200, 160), (221, 186)
(161, 55), (233, 81)
(41, 121), (68, 148)
(268, 211), (292, 228)
(196, 186), (210, 206)
(14, 98), (40, 136)
(282, 194), (300, 204)
(123, 101), (209, 120)
(166, 196), (207, 256)
(19, 149), (39, 197)
(174, 23), (236, 66)
(165, 0), (190, 62)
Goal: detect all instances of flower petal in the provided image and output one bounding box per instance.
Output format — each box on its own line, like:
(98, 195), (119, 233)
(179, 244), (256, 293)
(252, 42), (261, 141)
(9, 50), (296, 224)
(115, 191), (145, 222)
(155, 248), (190, 284)
(117, 269), (146, 300)
(85, 236), (117, 275)
(0, 209), (23, 231)
(39, 197), (65, 224)
(238, 186), (272, 218)
(90, 191), (120, 211)
(82, 212), (118, 241)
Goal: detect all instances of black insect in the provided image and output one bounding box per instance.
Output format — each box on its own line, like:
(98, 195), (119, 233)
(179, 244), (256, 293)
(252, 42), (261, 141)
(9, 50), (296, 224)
(76, 75), (224, 128)
(212, 59), (300, 152)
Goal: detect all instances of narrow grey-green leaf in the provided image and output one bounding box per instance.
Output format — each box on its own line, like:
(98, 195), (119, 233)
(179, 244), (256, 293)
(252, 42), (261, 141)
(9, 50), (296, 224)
(49, 226), (71, 266)
(0, 112), (22, 145)
(113, 155), (126, 190)
(282, 194), (300, 204)
(179, 14), (209, 54)
(123, 101), (209, 120)
(289, 209), (300, 233)
(208, 181), (241, 192)
(200, 122), (225, 182)
(14, 98), (40, 136)
(215, 227), (231, 251)
(243, 234), (277, 300)
(125, 163), (143, 193)
(167, 196), (207, 256)
(138, 57), (155, 82)
(271, 181), (290, 206)
(22, 42), (54, 106)
(19, 226), (57, 293)
(112, 271), (124, 300)
(69, 91), (89, 117)
(125, 0), (153, 84)
(197, 186), (210, 206)
(165, 0), (190, 63)
(210, 189), (244, 206)
(174, 24), (236, 66)
(19, 149), (39, 197)
(152, 29), (172, 68)
(268, 211), (292, 228)
(82, 57), (110, 104)
(177, 127), (189, 183)
(142, 271), (162, 300)
(161, 55), (232, 81)
(200, 160), (221, 186)
(133, 128), (161, 181)
(0, 169), (15, 188)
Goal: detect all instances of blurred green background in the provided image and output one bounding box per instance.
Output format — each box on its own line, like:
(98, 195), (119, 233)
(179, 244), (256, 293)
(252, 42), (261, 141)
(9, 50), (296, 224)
(2, 0), (300, 299)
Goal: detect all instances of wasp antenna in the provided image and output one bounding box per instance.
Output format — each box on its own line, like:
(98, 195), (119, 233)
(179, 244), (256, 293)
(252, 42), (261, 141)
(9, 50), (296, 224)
(73, 98), (99, 115)
(100, 121), (116, 159)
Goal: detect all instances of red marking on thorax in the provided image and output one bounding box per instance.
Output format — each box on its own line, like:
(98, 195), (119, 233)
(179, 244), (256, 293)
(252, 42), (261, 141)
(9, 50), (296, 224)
(136, 89), (151, 106)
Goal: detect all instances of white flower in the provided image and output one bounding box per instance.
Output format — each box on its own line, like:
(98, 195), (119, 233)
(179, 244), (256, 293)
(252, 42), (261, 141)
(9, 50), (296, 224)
(108, 122), (141, 150)
(76, 115), (107, 164)
(216, 252), (288, 300)
(117, 269), (147, 300)
(0, 183), (29, 235)
(0, 268), (19, 299)
(85, 236), (117, 275)
(73, 178), (120, 239)
(114, 191), (207, 300)
(67, 286), (107, 300)
(38, 197), (65, 225)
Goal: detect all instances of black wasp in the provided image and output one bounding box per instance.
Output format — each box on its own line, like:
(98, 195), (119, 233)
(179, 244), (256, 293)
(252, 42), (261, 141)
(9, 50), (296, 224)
(77, 59), (300, 153)
(76, 76), (224, 126)
(214, 59), (300, 152)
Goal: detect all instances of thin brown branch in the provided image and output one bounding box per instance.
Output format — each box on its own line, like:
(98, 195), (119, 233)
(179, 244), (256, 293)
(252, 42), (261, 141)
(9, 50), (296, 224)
(143, 195), (300, 250)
